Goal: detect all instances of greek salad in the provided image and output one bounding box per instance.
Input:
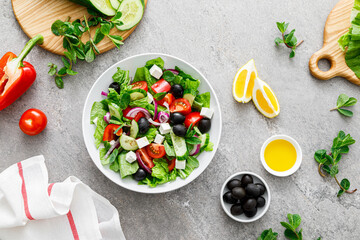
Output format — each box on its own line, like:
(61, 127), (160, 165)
(90, 57), (214, 187)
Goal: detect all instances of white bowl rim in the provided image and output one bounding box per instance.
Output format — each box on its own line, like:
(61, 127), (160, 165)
(220, 171), (271, 223)
(82, 53), (222, 194)
(260, 134), (302, 177)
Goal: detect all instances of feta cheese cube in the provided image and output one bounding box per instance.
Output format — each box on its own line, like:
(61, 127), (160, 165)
(175, 159), (186, 169)
(147, 92), (154, 103)
(149, 64), (163, 79)
(93, 117), (98, 125)
(200, 107), (214, 119)
(136, 137), (150, 149)
(109, 140), (116, 146)
(125, 151), (137, 163)
(159, 123), (171, 134)
(154, 134), (165, 144)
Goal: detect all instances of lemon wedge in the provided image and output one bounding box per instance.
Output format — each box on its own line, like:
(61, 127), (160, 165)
(252, 77), (280, 118)
(232, 59), (258, 103)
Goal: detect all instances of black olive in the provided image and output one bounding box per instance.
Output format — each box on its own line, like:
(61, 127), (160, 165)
(227, 179), (242, 190)
(223, 191), (237, 204)
(230, 204), (243, 216)
(242, 198), (257, 211)
(257, 196), (266, 208)
(171, 84), (184, 98)
(133, 168), (147, 181)
(173, 124), (187, 137)
(109, 82), (120, 93)
(241, 174), (253, 187)
(255, 183), (266, 195)
(138, 117), (149, 134)
(198, 118), (211, 133)
(245, 183), (261, 198)
(231, 187), (246, 200)
(240, 196), (249, 206)
(244, 207), (257, 218)
(170, 112), (185, 124)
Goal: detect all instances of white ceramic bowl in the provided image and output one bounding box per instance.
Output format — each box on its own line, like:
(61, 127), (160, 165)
(220, 172), (271, 223)
(82, 53), (222, 194)
(260, 135), (302, 177)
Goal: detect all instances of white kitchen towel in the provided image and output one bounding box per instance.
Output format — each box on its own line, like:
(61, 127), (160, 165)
(0, 155), (126, 240)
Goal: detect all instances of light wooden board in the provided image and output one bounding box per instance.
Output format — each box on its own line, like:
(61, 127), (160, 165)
(11, 0), (147, 56)
(309, 0), (360, 85)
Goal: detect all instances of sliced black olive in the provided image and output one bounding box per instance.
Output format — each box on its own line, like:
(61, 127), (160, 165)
(231, 187), (246, 200)
(171, 84), (184, 98)
(245, 183), (261, 198)
(138, 117), (149, 134)
(255, 183), (266, 195)
(227, 179), (242, 190)
(173, 124), (187, 137)
(170, 112), (185, 124)
(257, 196), (266, 208)
(242, 198), (257, 211)
(223, 191), (237, 204)
(230, 204), (243, 216)
(133, 168), (147, 181)
(241, 174), (253, 187)
(198, 118), (211, 133)
(244, 207), (257, 218)
(109, 82), (120, 93)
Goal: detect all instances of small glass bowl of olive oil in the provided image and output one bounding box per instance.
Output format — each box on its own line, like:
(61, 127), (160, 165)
(260, 135), (302, 177)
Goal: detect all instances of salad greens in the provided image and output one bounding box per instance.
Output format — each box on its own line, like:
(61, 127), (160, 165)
(330, 93), (357, 117)
(90, 57), (214, 187)
(338, 0), (360, 78)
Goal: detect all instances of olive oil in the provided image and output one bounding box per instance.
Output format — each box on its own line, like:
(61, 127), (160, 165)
(264, 139), (296, 172)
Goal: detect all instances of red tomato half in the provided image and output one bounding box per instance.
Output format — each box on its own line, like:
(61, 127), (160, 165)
(184, 112), (203, 128)
(134, 112), (146, 122)
(170, 98), (192, 115)
(137, 148), (154, 168)
(168, 158), (176, 171)
(146, 143), (166, 159)
(123, 107), (133, 120)
(19, 109), (47, 136)
(158, 93), (175, 107)
(131, 81), (148, 91)
(103, 124), (123, 142)
(151, 79), (171, 94)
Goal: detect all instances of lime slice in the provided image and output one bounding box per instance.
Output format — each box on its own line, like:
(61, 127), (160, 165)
(116, 0), (144, 31)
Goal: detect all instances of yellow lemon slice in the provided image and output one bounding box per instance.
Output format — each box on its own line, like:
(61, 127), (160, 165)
(232, 59), (258, 103)
(252, 77), (280, 118)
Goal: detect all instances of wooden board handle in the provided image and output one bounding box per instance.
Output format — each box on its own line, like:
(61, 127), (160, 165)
(309, 48), (340, 80)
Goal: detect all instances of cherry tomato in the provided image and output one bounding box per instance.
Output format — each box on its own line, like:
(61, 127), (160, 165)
(134, 112), (146, 122)
(184, 112), (203, 128)
(102, 124), (122, 141)
(168, 158), (176, 171)
(151, 79), (171, 94)
(158, 93), (175, 107)
(170, 98), (192, 115)
(131, 81), (148, 91)
(123, 107), (133, 120)
(146, 143), (166, 159)
(137, 148), (154, 168)
(19, 109), (47, 136)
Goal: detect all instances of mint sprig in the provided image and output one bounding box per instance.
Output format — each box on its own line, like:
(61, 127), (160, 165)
(330, 93), (357, 117)
(275, 22), (304, 58)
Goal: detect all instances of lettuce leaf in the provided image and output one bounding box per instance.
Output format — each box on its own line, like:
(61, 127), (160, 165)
(94, 117), (107, 148)
(90, 101), (108, 124)
(177, 156), (199, 179)
(99, 141), (111, 165)
(140, 159), (178, 187)
(145, 57), (164, 70)
(138, 128), (158, 142)
(175, 66), (201, 93)
(118, 152), (139, 178)
(129, 97), (167, 116)
(133, 67), (157, 88)
(195, 92), (211, 108)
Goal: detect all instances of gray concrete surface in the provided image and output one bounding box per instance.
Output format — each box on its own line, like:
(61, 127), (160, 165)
(1, 0), (360, 239)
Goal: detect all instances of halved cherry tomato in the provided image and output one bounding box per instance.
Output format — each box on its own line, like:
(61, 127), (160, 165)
(146, 143), (166, 158)
(170, 98), (192, 115)
(103, 124), (123, 141)
(158, 93), (175, 107)
(19, 108), (47, 136)
(134, 112), (145, 122)
(123, 107), (133, 120)
(151, 79), (171, 94)
(168, 158), (176, 171)
(131, 81), (148, 91)
(137, 148), (154, 168)
(184, 112), (203, 128)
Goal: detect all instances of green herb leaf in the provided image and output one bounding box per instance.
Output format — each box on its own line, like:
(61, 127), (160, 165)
(337, 108), (353, 117)
(340, 178), (350, 190)
(275, 37), (284, 46)
(337, 93), (350, 108)
(287, 214), (301, 229)
(257, 228), (278, 240)
(276, 22), (289, 33)
(337, 189), (345, 197)
(111, 11), (122, 21)
(85, 47), (95, 63)
(185, 137), (202, 145)
(55, 76), (64, 89)
(154, 92), (167, 101)
(47, 63), (57, 76)
(100, 23), (111, 35)
(58, 67), (67, 75)
(275, 22), (302, 58)
(343, 97), (357, 107)
(108, 148), (119, 164)
(66, 68), (78, 75)
(285, 29), (295, 44)
(289, 49), (295, 58)
(330, 165), (339, 177)
(64, 34), (80, 45)
(51, 20), (66, 36)
(93, 28), (105, 45)
(61, 57), (70, 69)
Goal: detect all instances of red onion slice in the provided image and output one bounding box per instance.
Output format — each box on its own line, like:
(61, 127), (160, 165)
(163, 102), (170, 112)
(104, 138), (120, 159)
(136, 151), (152, 174)
(148, 118), (161, 126)
(158, 111), (169, 123)
(165, 69), (179, 75)
(189, 144), (201, 156)
(126, 107), (151, 119)
(154, 100), (158, 120)
(104, 112), (111, 124)
(101, 91), (108, 97)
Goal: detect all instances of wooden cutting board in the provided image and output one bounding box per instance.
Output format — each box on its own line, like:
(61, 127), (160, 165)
(11, 0), (147, 56)
(309, 0), (360, 85)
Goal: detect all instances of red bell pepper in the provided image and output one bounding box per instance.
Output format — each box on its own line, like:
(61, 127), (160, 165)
(0, 34), (44, 111)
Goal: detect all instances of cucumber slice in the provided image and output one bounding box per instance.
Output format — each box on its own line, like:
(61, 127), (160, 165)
(120, 134), (138, 150)
(183, 89), (197, 106)
(69, 0), (116, 16)
(130, 120), (139, 138)
(110, 0), (120, 9)
(170, 131), (188, 160)
(108, 103), (121, 120)
(116, 0), (144, 31)
(199, 133), (210, 150)
(129, 89), (147, 101)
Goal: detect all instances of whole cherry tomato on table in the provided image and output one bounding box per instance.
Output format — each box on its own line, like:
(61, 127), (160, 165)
(19, 108), (47, 135)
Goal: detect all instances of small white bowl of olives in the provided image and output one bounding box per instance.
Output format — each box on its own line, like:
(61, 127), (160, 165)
(220, 171), (271, 223)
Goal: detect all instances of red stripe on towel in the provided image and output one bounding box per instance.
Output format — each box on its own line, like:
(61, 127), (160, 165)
(48, 183), (55, 196)
(17, 162), (34, 220)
